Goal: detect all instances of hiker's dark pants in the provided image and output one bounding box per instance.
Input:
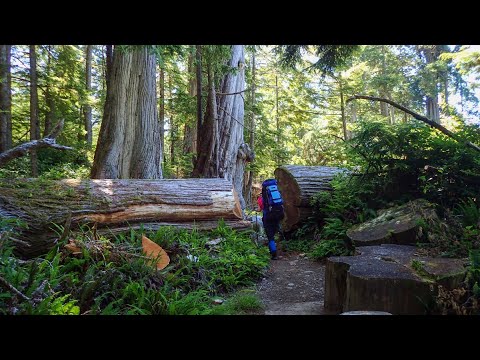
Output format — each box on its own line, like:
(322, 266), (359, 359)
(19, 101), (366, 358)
(263, 217), (279, 241)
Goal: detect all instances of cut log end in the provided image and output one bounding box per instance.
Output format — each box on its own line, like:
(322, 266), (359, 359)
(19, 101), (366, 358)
(275, 165), (346, 232)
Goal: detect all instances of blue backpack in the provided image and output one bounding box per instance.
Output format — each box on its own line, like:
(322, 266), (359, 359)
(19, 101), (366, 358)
(262, 178), (285, 222)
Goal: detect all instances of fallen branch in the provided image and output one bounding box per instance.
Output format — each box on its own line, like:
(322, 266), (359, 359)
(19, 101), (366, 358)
(346, 95), (480, 154)
(0, 274), (31, 302)
(0, 119), (73, 167)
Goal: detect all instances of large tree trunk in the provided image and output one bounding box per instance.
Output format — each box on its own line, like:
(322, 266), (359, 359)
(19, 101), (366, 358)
(84, 45), (93, 146)
(216, 45), (253, 211)
(105, 45), (113, 87)
(91, 46), (163, 179)
(29, 45), (40, 177)
(0, 45), (12, 152)
(274, 165), (347, 232)
(193, 45), (253, 213)
(0, 178), (248, 258)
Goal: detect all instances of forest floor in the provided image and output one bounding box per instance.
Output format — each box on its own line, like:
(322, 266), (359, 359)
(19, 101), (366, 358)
(255, 249), (331, 315)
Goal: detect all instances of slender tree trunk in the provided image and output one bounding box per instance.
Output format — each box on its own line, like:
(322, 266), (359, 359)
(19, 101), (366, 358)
(91, 47), (162, 179)
(159, 66), (165, 171)
(351, 100), (357, 123)
(168, 73), (176, 176)
(444, 76), (449, 115)
(195, 45), (203, 156)
(184, 50), (197, 164)
(390, 98), (395, 124)
(380, 45), (390, 120)
(244, 48), (256, 209)
(0, 45), (12, 152)
(44, 89), (55, 138)
(43, 45), (55, 137)
(29, 45), (40, 177)
(339, 77), (347, 140)
(83, 45), (93, 146)
(421, 46), (440, 124)
(275, 74), (280, 164)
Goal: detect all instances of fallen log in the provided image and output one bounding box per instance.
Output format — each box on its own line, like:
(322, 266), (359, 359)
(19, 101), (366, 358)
(274, 165), (347, 232)
(0, 178), (249, 258)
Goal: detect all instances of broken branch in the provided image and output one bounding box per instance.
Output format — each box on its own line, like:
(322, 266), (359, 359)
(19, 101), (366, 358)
(347, 95), (480, 154)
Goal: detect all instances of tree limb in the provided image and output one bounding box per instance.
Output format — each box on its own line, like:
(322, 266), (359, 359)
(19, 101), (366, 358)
(346, 95), (480, 154)
(0, 119), (73, 167)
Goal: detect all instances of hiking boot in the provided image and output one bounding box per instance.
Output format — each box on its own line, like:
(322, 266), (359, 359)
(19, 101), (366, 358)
(271, 251), (278, 260)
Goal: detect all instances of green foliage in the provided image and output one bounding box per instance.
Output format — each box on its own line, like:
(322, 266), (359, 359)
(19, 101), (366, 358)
(466, 249), (480, 288)
(0, 221), (269, 315)
(275, 45), (359, 75)
(455, 199), (480, 227)
(208, 289), (264, 315)
(346, 120), (480, 208)
(309, 239), (350, 260)
(280, 237), (314, 253)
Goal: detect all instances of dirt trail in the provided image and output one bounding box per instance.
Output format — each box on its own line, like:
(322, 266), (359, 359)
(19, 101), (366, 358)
(255, 251), (330, 315)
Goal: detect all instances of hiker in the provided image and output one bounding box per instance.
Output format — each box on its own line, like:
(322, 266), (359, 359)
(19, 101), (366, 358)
(258, 178), (285, 260)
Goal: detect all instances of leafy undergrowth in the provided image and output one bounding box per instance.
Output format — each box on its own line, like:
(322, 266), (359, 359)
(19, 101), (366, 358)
(209, 289), (264, 315)
(0, 220), (269, 315)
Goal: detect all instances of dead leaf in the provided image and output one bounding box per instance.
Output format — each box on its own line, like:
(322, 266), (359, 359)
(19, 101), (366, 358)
(65, 239), (82, 255)
(142, 235), (170, 270)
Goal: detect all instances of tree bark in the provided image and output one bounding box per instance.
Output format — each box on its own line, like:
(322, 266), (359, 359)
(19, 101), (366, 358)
(216, 46), (253, 212)
(193, 46), (253, 213)
(91, 46), (163, 179)
(275, 74), (280, 164)
(192, 62), (218, 178)
(105, 45), (113, 87)
(0, 45), (12, 152)
(159, 65), (165, 170)
(420, 46), (440, 124)
(168, 72), (176, 176)
(0, 178), (247, 258)
(244, 48), (256, 210)
(183, 49), (197, 163)
(339, 77), (347, 140)
(84, 45), (93, 146)
(29, 45), (40, 177)
(380, 45), (390, 120)
(43, 45), (55, 137)
(347, 95), (480, 153)
(195, 45), (202, 155)
(274, 165), (347, 232)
